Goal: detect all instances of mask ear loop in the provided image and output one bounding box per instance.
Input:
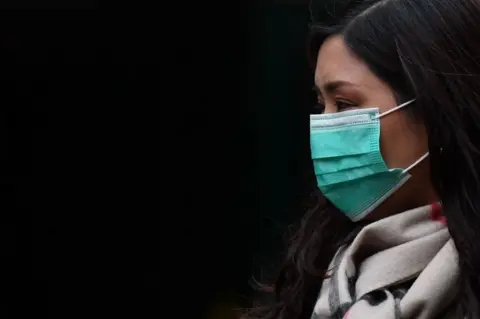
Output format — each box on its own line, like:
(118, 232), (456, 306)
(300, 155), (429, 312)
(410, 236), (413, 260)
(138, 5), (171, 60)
(373, 99), (416, 120)
(404, 152), (430, 173)
(371, 98), (428, 173)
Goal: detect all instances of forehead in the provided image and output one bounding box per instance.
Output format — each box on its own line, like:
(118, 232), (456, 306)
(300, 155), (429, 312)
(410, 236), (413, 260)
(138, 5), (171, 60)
(315, 35), (375, 87)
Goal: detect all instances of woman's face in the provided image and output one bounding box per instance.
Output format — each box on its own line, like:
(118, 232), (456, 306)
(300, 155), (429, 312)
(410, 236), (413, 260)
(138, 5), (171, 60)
(314, 35), (437, 219)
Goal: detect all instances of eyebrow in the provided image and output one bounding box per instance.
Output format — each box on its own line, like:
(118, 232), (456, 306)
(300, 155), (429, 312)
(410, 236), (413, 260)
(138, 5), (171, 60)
(313, 80), (357, 94)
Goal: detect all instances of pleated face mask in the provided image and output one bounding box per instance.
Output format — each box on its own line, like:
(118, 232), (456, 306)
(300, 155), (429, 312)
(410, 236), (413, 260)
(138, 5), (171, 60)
(310, 100), (429, 221)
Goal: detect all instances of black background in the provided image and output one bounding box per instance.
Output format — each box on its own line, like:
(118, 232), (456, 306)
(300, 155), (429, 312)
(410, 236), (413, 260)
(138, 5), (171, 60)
(0, 0), (315, 318)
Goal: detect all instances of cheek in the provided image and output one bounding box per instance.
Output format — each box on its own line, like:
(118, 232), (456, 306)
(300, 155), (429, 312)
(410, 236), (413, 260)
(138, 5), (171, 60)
(379, 113), (428, 169)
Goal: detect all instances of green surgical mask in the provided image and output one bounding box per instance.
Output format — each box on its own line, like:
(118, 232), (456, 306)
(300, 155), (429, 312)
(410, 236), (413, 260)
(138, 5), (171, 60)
(310, 100), (428, 221)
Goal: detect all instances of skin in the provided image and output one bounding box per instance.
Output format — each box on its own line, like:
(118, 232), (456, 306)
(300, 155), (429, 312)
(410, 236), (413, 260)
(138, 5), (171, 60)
(314, 35), (438, 220)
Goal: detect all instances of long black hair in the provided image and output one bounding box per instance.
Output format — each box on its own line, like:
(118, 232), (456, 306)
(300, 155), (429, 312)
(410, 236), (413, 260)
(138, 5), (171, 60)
(243, 0), (480, 318)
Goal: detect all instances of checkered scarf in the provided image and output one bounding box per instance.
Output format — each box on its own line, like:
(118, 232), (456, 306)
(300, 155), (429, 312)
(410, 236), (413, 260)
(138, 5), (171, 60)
(311, 204), (459, 319)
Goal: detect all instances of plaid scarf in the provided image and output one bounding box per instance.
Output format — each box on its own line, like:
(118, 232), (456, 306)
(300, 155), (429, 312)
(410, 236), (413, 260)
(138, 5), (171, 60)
(311, 204), (459, 319)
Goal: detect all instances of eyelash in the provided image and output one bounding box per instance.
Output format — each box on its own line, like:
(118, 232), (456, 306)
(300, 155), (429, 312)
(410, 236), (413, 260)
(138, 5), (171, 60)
(313, 100), (358, 113)
(336, 100), (357, 110)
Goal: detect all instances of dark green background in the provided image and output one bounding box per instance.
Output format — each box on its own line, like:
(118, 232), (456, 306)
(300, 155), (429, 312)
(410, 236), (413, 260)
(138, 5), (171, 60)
(178, 2), (315, 316)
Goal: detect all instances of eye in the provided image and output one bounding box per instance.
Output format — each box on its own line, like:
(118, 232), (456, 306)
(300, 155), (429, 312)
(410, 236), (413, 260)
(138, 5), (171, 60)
(336, 100), (358, 111)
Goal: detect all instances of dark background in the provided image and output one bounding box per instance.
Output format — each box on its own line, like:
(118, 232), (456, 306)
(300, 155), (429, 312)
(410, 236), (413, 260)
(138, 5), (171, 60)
(1, 0), (315, 318)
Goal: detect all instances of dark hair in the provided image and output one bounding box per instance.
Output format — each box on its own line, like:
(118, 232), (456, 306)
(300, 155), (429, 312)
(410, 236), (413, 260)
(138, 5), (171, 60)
(243, 0), (480, 318)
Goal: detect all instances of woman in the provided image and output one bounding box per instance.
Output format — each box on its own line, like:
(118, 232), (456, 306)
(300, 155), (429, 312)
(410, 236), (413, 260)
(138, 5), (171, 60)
(244, 0), (480, 318)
